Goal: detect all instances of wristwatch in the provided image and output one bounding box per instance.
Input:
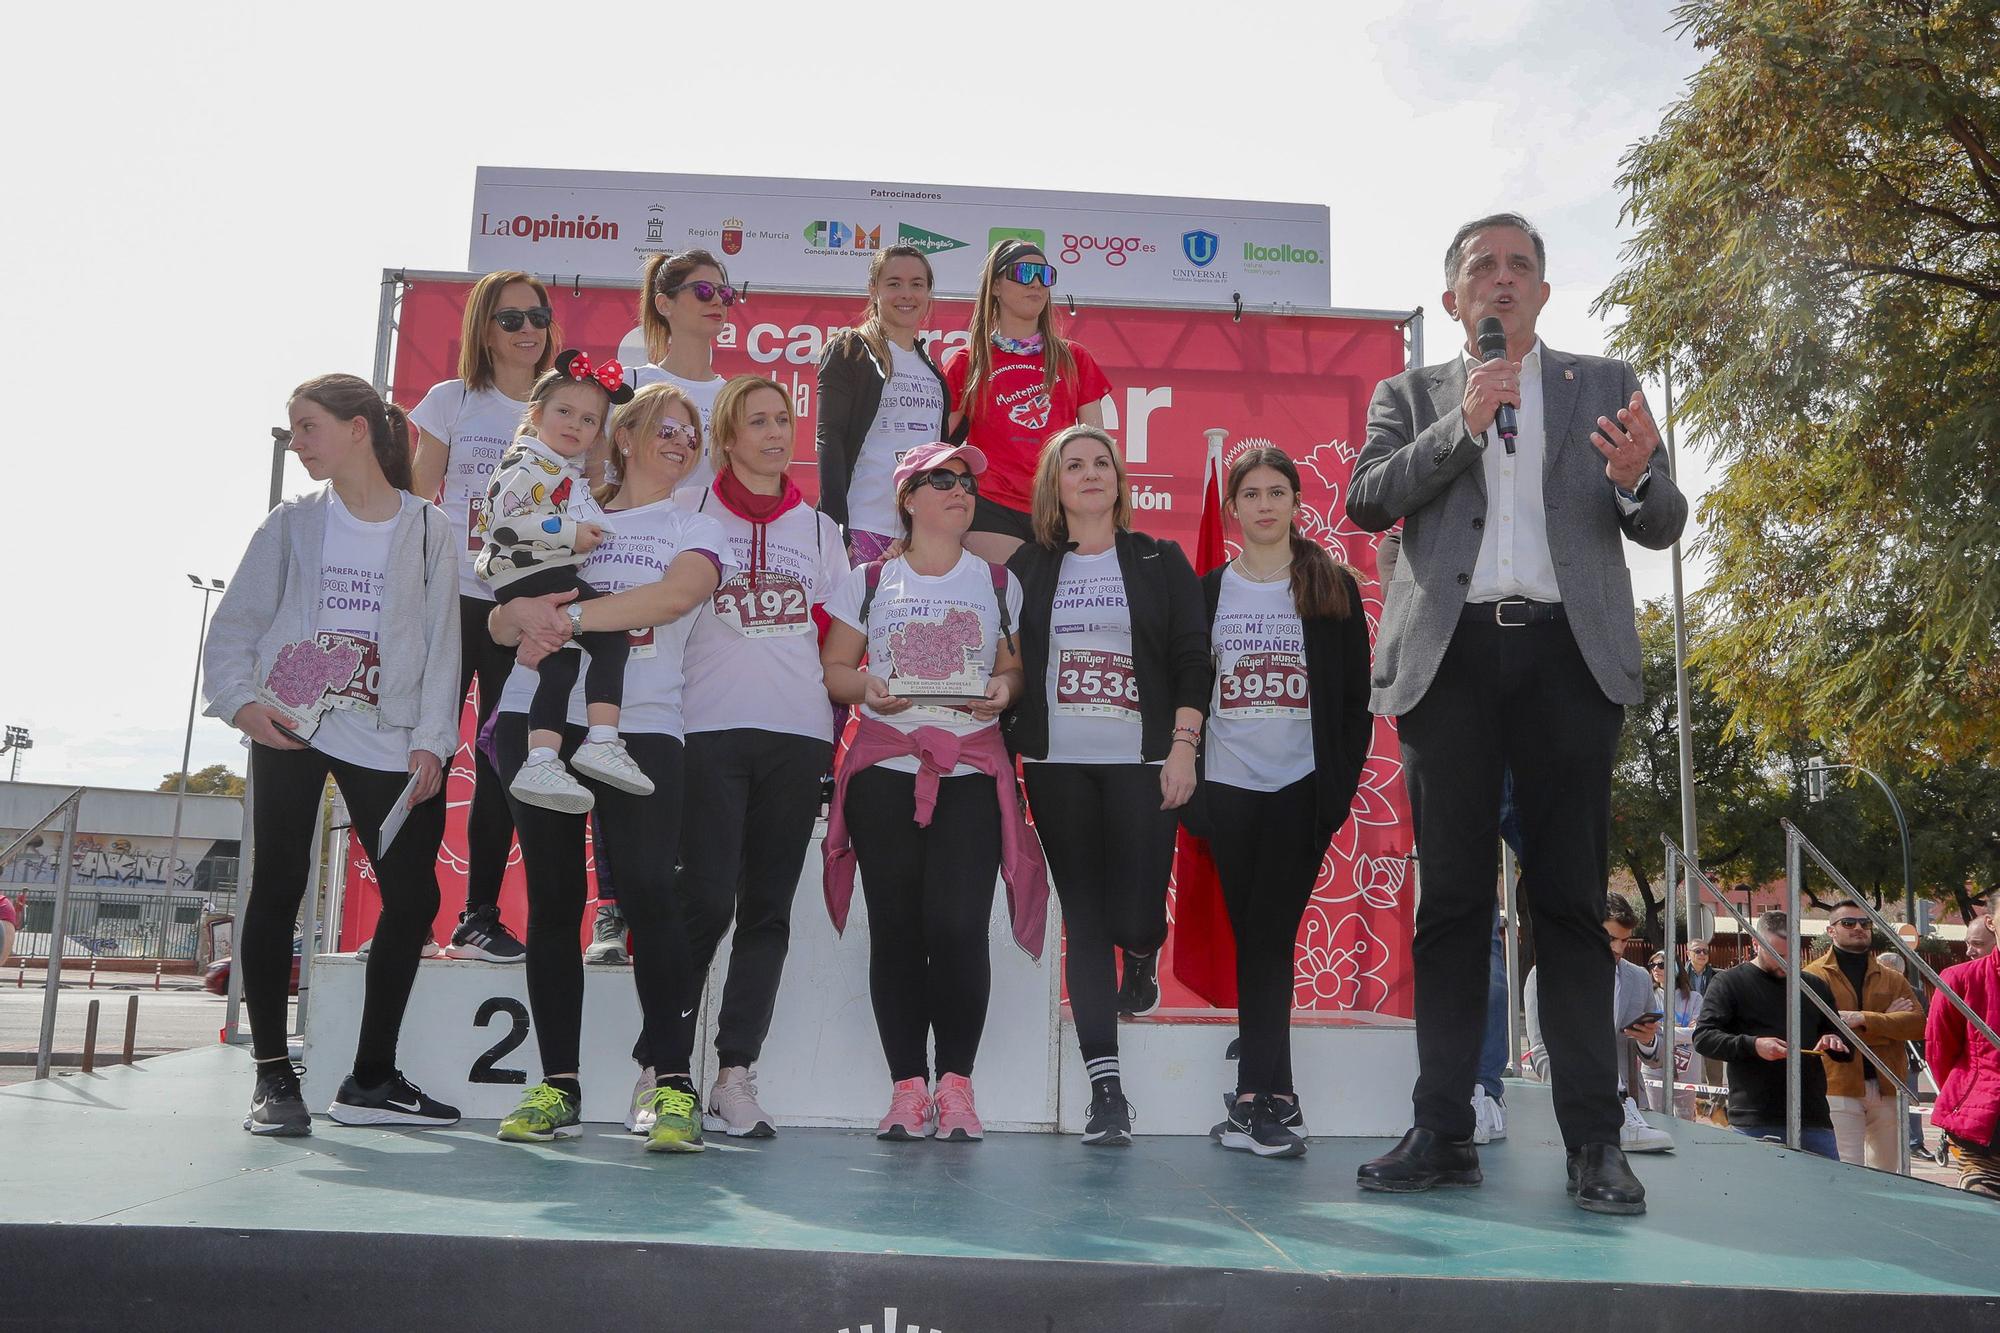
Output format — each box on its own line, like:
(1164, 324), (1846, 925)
(1616, 472), (1652, 503)
(565, 603), (585, 640)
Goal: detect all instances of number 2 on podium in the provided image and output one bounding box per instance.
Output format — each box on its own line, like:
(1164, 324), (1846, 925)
(470, 996), (530, 1084)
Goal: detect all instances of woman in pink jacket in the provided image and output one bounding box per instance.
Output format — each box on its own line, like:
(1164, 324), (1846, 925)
(1927, 947), (2000, 1198)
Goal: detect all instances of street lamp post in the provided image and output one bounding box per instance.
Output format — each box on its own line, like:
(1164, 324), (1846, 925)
(1806, 761), (1917, 935)
(166, 576), (227, 898)
(1, 725), (30, 782)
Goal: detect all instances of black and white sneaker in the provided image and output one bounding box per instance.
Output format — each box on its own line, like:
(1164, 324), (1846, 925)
(1210, 1095), (1252, 1145)
(444, 904), (526, 963)
(328, 1072), (461, 1128)
(1081, 1084), (1134, 1147)
(1217, 1089), (1307, 1136)
(1217, 1094), (1306, 1158)
(245, 1061), (312, 1137)
(1116, 951), (1160, 1017)
(582, 901), (630, 965)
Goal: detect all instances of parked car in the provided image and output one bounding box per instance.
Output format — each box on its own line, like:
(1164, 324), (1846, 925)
(204, 936), (301, 997)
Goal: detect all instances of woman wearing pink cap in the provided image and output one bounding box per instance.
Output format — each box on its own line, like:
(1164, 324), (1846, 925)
(821, 441), (1047, 1143)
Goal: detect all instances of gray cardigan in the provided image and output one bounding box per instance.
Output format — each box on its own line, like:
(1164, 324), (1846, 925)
(203, 486), (462, 761)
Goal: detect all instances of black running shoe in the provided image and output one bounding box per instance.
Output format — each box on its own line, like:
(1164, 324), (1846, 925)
(329, 1072), (461, 1128)
(1081, 1084), (1134, 1147)
(1210, 1095), (1252, 1145)
(1218, 1094), (1305, 1159)
(1216, 1089), (1308, 1136)
(1116, 951), (1160, 1017)
(245, 1061), (312, 1137)
(445, 903), (526, 963)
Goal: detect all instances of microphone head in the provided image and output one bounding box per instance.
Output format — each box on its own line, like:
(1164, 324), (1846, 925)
(1476, 316), (1508, 360)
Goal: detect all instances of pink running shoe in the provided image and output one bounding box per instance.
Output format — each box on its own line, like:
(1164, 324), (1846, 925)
(876, 1077), (932, 1141)
(934, 1073), (984, 1142)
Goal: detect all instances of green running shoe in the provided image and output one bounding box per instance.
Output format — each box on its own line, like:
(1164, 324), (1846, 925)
(643, 1084), (705, 1154)
(498, 1082), (582, 1143)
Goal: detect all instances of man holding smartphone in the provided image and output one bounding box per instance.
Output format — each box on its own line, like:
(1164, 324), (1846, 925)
(1521, 893), (1676, 1153)
(1693, 909), (1854, 1159)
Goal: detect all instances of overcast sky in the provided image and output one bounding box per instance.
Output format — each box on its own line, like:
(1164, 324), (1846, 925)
(1, 0), (1708, 792)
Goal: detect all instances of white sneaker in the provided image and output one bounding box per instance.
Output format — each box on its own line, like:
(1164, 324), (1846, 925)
(1472, 1087), (1508, 1144)
(570, 739), (654, 795)
(354, 936), (440, 960)
(703, 1065), (777, 1138)
(509, 756), (595, 813)
(625, 1066), (657, 1134)
(1620, 1095), (1675, 1153)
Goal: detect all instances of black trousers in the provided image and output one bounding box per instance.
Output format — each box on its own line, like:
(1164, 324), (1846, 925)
(244, 742), (444, 1073)
(496, 716), (695, 1078)
(845, 765), (1000, 1082)
(678, 728), (832, 1069)
(1398, 612), (1625, 1149)
(1207, 775), (1330, 1097)
(492, 569), (627, 735)
(1022, 762), (1178, 1063)
(459, 594), (517, 914)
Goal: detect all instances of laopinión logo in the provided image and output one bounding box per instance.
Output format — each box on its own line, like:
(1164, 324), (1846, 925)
(835, 1305), (943, 1333)
(1173, 228), (1229, 284)
(805, 221), (882, 252)
(477, 211), (620, 243)
(896, 224), (966, 255)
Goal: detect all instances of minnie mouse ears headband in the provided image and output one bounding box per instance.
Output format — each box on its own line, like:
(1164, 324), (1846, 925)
(555, 349), (635, 405)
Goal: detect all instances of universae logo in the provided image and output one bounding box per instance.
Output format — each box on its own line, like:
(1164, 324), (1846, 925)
(1181, 229), (1219, 267)
(835, 1305), (942, 1333)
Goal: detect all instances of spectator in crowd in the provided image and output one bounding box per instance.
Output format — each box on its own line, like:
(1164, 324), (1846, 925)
(0, 890), (17, 965)
(1802, 903), (1923, 1170)
(1967, 915), (1995, 962)
(1523, 893), (1674, 1153)
(1692, 909), (1853, 1159)
(1649, 952), (1698, 1119)
(1687, 938), (1718, 996)
(1926, 932), (2000, 1198)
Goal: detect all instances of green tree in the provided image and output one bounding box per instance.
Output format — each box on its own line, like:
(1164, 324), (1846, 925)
(158, 763), (245, 796)
(1601, 0), (2000, 771)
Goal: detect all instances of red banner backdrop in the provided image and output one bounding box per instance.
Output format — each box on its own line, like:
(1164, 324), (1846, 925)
(341, 277), (1415, 1017)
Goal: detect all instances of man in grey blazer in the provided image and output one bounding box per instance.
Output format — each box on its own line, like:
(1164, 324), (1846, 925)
(1345, 213), (1687, 1215)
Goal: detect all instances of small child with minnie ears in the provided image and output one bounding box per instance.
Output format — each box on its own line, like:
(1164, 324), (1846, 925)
(477, 349), (652, 811)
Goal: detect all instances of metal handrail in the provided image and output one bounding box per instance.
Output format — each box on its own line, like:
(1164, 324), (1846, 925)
(4, 787), (87, 1080)
(0, 786), (85, 870)
(1662, 833), (1929, 1172)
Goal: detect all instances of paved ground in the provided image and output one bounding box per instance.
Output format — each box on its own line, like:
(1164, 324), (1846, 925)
(0, 985), (292, 1087)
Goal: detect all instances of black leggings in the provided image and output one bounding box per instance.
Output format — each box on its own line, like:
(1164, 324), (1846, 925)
(244, 743), (444, 1075)
(1022, 762), (1178, 1064)
(459, 594), (517, 914)
(496, 715), (694, 1077)
(845, 765), (1000, 1082)
(493, 569), (627, 736)
(678, 728), (832, 1069)
(1206, 776), (1331, 1097)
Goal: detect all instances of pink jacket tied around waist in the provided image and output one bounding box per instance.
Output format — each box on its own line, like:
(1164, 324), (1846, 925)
(823, 715), (1048, 959)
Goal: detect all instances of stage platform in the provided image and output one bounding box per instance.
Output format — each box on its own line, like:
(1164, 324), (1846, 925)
(6, 1046), (1999, 1331)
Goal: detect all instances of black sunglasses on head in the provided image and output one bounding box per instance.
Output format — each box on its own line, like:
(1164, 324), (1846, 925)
(493, 306), (553, 332)
(914, 468), (978, 494)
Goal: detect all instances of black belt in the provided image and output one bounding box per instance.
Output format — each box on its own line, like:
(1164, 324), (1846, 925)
(1461, 598), (1565, 628)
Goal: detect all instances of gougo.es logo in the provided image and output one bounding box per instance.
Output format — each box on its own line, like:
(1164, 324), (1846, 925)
(1059, 233), (1157, 266)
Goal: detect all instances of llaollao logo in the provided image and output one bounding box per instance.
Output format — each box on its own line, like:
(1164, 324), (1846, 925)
(1243, 240), (1325, 265)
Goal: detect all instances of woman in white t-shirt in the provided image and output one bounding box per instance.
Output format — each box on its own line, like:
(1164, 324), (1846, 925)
(203, 374), (463, 1138)
(821, 443), (1041, 1146)
(404, 269), (558, 966)
(1191, 447), (1371, 1161)
(657, 375), (850, 1139)
(630, 248), (735, 493)
(1006, 426), (1209, 1149)
(484, 381), (728, 1152)
(815, 244), (951, 562)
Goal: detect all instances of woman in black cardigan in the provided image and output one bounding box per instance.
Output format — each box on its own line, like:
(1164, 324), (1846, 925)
(814, 244), (950, 562)
(1006, 425), (1209, 1147)
(1190, 446), (1371, 1160)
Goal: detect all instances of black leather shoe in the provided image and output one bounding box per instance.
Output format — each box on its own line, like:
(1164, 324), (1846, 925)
(1357, 1128), (1482, 1193)
(1568, 1143), (1646, 1215)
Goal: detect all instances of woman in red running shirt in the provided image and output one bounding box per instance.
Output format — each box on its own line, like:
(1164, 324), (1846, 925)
(942, 239), (1112, 564)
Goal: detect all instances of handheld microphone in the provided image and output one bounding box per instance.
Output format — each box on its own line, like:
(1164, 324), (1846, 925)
(1476, 317), (1518, 455)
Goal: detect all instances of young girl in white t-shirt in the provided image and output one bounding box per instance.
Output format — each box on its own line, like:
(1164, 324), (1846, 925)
(478, 350), (651, 812)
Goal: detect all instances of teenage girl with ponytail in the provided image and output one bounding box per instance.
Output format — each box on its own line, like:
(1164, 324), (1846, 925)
(1190, 447), (1371, 1160)
(816, 243), (950, 561)
(941, 239), (1112, 565)
(633, 249), (736, 493)
(204, 374), (462, 1137)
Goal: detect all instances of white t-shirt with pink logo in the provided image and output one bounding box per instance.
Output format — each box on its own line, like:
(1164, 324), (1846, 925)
(1205, 565), (1314, 792)
(826, 550), (1023, 778)
(1035, 549), (1145, 765)
(310, 491), (409, 772)
(408, 379), (530, 601)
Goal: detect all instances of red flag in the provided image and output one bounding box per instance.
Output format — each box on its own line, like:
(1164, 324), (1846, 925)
(1167, 431), (1239, 1007)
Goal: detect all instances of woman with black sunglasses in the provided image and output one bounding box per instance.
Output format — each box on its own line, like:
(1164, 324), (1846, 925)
(821, 443), (1045, 1145)
(942, 240), (1112, 565)
(398, 269), (558, 967)
(634, 249), (736, 493)
(1007, 425), (1209, 1147)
